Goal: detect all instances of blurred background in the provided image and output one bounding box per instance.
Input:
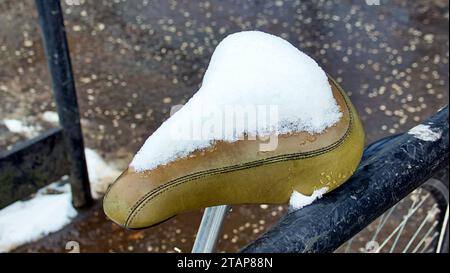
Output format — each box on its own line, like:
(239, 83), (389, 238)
(0, 0), (448, 252)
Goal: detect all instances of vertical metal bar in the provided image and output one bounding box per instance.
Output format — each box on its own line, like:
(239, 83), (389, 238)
(35, 0), (92, 208)
(192, 205), (229, 253)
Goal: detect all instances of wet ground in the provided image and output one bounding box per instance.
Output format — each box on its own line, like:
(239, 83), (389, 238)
(1, 0), (448, 252)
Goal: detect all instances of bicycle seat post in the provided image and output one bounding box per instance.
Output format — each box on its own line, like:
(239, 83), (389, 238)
(192, 205), (229, 253)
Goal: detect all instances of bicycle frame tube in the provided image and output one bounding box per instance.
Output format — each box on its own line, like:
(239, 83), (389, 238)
(242, 106), (448, 253)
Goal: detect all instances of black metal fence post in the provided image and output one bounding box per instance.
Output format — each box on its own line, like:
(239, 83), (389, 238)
(35, 0), (92, 208)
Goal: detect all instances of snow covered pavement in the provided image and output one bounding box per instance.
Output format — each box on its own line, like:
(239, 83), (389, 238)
(0, 148), (120, 252)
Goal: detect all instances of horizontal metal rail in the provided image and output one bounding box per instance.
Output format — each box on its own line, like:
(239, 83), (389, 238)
(0, 128), (69, 209)
(242, 106), (448, 253)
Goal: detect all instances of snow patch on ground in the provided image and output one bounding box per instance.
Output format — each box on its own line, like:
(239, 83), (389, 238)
(3, 119), (40, 138)
(85, 148), (121, 199)
(41, 111), (60, 124)
(131, 31), (342, 172)
(289, 187), (328, 210)
(0, 149), (119, 252)
(408, 124), (442, 142)
(0, 182), (76, 252)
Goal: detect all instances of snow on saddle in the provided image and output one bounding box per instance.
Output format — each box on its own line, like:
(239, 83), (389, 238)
(103, 31), (364, 228)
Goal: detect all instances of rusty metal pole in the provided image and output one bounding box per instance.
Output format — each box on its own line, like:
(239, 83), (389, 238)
(35, 0), (92, 208)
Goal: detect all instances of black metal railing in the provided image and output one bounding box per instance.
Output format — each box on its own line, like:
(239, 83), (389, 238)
(0, 0), (92, 209)
(35, 0), (92, 207)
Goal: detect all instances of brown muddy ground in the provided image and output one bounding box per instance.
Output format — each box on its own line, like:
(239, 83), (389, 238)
(1, 0), (448, 252)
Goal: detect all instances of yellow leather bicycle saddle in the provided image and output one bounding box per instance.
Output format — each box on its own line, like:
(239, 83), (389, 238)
(103, 77), (365, 229)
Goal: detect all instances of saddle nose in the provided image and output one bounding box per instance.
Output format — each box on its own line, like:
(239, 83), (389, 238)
(103, 169), (161, 228)
(103, 172), (130, 227)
